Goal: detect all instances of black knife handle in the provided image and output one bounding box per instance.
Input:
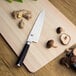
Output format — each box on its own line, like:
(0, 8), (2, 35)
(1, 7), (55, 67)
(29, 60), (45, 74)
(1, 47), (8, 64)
(16, 42), (30, 67)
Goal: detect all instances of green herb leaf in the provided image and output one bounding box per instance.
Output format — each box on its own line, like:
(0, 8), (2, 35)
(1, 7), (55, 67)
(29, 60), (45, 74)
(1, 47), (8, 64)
(15, 0), (23, 3)
(6, 0), (37, 3)
(6, 0), (13, 3)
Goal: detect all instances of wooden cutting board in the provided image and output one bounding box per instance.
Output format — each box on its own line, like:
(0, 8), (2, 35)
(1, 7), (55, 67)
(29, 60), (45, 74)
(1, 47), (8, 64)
(0, 0), (76, 73)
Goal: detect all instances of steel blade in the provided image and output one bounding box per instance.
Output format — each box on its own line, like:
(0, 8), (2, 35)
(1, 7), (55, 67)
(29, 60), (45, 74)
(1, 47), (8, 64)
(27, 10), (45, 43)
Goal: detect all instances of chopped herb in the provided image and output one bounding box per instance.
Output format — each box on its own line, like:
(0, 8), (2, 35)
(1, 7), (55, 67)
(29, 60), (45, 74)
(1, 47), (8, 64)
(7, 0), (37, 3)
(6, 0), (13, 3)
(16, 0), (23, 3)
(7, 0), (23, 3)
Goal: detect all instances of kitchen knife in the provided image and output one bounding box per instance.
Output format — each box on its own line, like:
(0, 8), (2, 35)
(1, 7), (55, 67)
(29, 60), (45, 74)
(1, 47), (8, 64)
(16, 10), (45, 67)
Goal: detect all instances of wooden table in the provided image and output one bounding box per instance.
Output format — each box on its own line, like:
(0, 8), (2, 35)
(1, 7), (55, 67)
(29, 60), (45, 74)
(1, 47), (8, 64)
(0, 0), (76, 76)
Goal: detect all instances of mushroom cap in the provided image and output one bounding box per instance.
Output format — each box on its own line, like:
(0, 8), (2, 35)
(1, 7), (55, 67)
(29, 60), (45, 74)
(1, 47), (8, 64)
(56, 27), (63, 34)
(46, 40), (54, 48)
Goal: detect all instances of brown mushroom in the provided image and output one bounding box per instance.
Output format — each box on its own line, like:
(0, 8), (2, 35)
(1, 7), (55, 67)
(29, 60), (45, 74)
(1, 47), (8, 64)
(56, 27), (64, 34)
(71, 56), (76, 63)
(59, 33), (71, 45)
(65, 48), (73, 57)
(46, 40), (57, 48)
(59, 57), (70, 68)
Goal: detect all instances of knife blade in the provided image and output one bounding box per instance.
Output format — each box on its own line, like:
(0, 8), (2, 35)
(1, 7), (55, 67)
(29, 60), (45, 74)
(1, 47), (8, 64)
(16, 10), (45, 67)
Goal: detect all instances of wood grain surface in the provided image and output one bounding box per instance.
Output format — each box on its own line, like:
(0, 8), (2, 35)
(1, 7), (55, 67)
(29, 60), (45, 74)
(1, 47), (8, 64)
(0, 0), (76, 76)
(1, 0), (76, 72)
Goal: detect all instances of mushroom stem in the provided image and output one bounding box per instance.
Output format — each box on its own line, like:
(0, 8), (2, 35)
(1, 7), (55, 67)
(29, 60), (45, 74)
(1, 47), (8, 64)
(52, 45), (57, 48)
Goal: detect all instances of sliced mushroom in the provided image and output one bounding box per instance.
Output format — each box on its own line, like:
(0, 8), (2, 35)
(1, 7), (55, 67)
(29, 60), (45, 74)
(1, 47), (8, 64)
(46, 40), (57, 48)
(59, 33), (71, 45)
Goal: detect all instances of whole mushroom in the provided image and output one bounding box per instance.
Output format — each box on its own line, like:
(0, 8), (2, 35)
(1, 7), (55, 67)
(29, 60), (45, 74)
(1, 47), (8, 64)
(46, 40), (57, 48)
(56, 27), (64, 34)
